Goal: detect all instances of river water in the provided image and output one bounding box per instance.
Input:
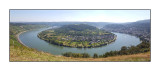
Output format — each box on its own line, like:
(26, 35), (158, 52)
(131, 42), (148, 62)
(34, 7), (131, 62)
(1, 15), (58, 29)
(19, 28), (141, 56)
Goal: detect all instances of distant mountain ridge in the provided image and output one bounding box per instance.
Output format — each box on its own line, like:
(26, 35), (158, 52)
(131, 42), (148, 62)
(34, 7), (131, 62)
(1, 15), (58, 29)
(10, 19), (150, 29)
(10, 22), (117, 28)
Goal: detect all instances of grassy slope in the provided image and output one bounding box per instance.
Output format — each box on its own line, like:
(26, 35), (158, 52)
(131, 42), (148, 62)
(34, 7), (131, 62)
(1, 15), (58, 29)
(9, 24), (150, 61)
(10, 43), (150, 61)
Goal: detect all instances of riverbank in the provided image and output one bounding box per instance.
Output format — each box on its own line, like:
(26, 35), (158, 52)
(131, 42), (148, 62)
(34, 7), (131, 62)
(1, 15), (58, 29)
(16, 31), (29, 47)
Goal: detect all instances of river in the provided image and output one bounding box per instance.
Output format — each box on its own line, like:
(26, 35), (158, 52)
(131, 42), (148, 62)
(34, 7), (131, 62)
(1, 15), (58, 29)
(19, 28), (141, 56)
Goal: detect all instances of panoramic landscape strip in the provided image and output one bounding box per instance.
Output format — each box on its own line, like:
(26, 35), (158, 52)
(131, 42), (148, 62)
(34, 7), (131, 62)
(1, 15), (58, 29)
(9, 10), (151, 61)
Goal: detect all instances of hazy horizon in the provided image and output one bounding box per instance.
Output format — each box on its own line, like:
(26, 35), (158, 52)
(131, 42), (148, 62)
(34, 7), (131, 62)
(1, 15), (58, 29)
(10, 19), (150, 23)
(10, 10), (150, 23)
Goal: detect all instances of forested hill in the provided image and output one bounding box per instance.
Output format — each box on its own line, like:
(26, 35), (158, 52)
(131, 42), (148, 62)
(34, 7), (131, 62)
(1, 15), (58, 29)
(53, 24), (112, 36)
(102, 19), (151, 42)
(56, 24), (97, 31)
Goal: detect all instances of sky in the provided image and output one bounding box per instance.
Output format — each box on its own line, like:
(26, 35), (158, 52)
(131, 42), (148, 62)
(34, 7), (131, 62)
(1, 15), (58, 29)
(10, 10), (150, 23)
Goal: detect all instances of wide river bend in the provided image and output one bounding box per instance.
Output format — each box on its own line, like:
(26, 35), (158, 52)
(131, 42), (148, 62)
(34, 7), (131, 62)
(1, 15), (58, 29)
(19, 28), (141, 56)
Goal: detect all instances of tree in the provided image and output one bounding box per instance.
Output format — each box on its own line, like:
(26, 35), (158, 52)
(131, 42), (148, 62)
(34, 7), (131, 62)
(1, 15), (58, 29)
(82, 53), (90, 58)
(93, 53), (98, 58)
(121, 46), (127, 51)
(62, 52), (72, 57)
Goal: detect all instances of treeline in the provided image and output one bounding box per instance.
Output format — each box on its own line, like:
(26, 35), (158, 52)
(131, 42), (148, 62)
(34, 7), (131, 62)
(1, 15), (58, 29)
(99, 42), (150, 57)
(62, 42), (150, 58)
(62, 52), (90, 58)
